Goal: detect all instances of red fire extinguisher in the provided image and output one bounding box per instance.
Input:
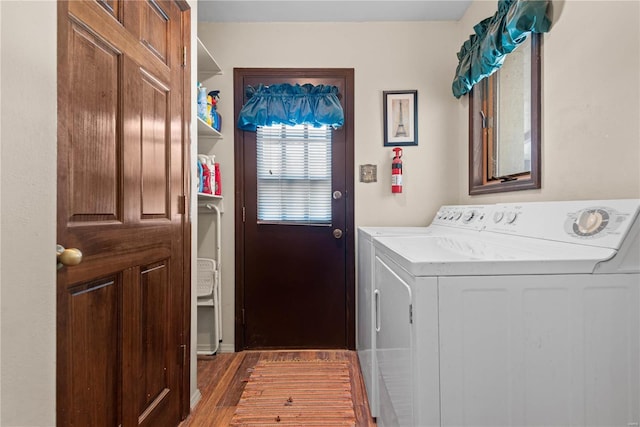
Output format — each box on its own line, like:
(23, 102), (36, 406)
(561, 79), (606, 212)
(392, 147), (403, 193)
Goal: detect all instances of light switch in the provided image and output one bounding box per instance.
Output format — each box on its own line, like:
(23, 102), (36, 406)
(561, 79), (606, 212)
(359, 164), (377, 183)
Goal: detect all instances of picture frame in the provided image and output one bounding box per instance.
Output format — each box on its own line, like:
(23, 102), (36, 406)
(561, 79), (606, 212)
(383, 90), (418, 146)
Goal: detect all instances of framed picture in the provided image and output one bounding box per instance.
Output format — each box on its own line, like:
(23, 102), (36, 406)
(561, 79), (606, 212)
(383, 90), (418, 146)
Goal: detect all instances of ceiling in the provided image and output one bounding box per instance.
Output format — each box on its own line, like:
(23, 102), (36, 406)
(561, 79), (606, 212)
(197, 1), (473, 23)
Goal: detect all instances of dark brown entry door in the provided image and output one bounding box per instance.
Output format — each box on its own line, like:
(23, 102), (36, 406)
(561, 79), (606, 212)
(234, 69), (355, 350)
(57, 1), (190, 425)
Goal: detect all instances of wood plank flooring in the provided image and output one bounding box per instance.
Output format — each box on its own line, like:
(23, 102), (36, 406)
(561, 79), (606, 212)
(180, 350), (376, 427)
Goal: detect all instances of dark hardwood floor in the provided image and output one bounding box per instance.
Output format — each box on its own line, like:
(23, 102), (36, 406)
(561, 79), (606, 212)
(180, 350), (376, 426)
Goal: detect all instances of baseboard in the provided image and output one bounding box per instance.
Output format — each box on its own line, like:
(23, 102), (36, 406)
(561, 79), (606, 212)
(190, 388), (202, 410)
(219, 343), (235, 353)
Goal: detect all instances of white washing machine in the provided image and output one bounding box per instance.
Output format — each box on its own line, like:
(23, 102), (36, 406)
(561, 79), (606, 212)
(368, 199), (640, 427)
(357, 205), (493, 419)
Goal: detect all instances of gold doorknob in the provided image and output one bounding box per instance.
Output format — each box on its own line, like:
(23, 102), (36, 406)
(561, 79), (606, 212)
(57, 244), (83, 269)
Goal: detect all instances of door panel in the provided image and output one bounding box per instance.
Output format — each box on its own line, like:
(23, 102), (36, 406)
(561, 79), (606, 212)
(234, 69), (355, 350)
(98, 0), (120, 19)
(68, 21), (120, 223)
(60, 277), (120, 426)
(123, 259), (174, 427)
(57, 0), (189, 425)
(140, 70), (170, 218)
(243, 223), (347, 348)
(139, 262), (170, 412)
(141, 0), (170, 63)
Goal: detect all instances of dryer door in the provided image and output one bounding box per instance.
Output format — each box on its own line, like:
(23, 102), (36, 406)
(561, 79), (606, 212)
(375, 255), (413, 427)
(357, 231), (378, 418)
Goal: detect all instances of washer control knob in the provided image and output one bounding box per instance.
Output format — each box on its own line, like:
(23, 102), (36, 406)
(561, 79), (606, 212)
(577, 210), (601, 234)
(505, 212), (518, 224)
(572, 208), (610, 236)
(493, 212), (504, 223)
(462, 211), (475, 222)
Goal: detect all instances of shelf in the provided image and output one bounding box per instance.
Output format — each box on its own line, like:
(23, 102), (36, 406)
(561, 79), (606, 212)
(197, 116), (222, 140)
(198, 193), (224, 213)
(195, 37), (223, 359)
(198, 193), (223, 201)
(197, 38), (222, 82)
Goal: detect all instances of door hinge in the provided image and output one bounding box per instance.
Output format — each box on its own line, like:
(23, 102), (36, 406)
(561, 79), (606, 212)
(242, 308), (246, 325)
(242, 206), (246, 223)
(409, 304), (413, 324)
(178, 195), (186, 214)
(182, 46), (187, 67)
(179, 344), (186, 366)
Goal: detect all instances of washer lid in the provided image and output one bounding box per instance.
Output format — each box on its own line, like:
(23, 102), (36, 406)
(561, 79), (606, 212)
(357, 223), (483, 242)
(357, 226), (433, 242)
(373, 233), (616, 276)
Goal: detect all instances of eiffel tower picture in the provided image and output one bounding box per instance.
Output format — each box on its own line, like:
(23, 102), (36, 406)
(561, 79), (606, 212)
(384, 90), (417, 146)
(394, 99), (408, 137)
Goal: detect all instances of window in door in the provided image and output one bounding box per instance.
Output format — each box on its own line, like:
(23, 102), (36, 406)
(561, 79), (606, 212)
(256, 123), (332, 224)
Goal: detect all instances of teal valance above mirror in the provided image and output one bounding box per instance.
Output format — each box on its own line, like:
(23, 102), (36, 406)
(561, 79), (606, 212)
(237, 83), (344, 131)
(452, 0), (552, 99)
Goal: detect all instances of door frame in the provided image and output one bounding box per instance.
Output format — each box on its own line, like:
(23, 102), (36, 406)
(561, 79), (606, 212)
(233, 68), (355, 351)
(177, 0), (192, 419)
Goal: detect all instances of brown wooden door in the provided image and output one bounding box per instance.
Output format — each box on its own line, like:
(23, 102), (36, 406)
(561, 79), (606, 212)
(234, 69), (355, 350)
(56, 1), (190, 425)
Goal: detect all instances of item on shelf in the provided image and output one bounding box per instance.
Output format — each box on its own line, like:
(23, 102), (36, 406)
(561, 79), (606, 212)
(206, 94), (214, 127)
(198, 154), (213, 194)
(208, 90), (222, 132)
(197, 83), (209, 125)
(197, 158), (204, 192)
(214, 162), (222, 196)
(210, 107), (219, 131)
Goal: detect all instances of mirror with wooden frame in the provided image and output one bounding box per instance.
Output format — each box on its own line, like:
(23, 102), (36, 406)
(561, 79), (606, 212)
(469, 33), (542, 195)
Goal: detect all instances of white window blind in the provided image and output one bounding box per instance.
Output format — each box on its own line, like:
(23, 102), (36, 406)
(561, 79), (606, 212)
(256, 124), (332, 224)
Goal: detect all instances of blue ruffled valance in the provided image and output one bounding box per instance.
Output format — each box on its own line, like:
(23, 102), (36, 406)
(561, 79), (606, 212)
(237, 83), (344, 131)
(452, 0), (552, 98)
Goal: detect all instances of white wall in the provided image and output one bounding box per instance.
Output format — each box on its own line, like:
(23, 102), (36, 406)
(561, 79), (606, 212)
(456, 0), (640, 203)
(197, 20), (463, 349)
(0, 1), (57, 425)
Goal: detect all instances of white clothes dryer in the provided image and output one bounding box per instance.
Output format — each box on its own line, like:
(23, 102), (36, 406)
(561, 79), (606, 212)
(357, 205), (494, 419)
(358, 227), (432, 419)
